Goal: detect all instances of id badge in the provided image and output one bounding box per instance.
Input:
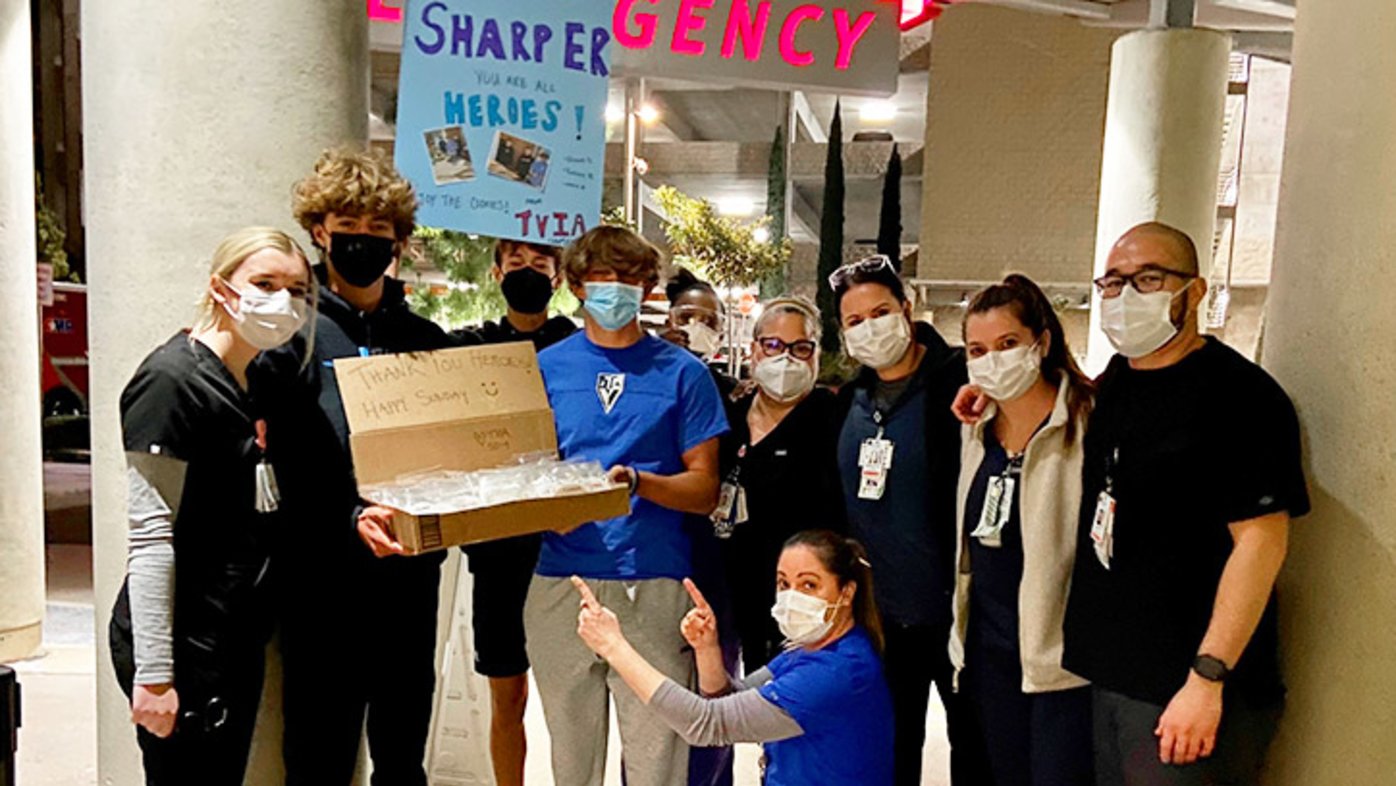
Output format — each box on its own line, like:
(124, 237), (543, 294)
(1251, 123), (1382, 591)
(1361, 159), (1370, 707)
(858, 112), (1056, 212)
(971, 476), (1014, 547)
(255, 460), (280, 514)
(858, 467), (887, 500)
(858, 437), (895, 472)
(1090, 491), (1116, 569)
(857, 436), (895, 500)
(712, 481), (739, 538)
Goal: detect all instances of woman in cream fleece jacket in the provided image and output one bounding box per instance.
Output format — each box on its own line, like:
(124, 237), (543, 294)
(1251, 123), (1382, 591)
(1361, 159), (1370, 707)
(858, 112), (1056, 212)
(949, 275), (1096, 786)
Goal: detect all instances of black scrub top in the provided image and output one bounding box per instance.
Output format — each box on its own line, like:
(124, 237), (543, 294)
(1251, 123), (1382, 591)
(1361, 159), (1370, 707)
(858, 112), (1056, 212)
(718, 387), (846, 671)
(114, 333), (275, 668)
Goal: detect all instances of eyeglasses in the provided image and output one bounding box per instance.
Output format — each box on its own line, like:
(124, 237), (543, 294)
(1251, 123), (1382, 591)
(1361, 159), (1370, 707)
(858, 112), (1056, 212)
(755, 336), (818, 361)
(1092, 267), (1194, 299)
(827, 254), (894, 291)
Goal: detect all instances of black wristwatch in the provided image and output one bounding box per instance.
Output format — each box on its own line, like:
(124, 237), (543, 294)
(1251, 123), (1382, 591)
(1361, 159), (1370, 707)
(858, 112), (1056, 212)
(1192, 654), (1231, 683)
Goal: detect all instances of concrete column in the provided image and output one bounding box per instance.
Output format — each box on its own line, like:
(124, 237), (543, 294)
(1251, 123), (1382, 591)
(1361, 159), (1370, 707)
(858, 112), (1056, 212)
(1260, 1), (1396, 782)
(83, 3), (367, 782)
(0, 0), (47, 664)
(1084, 29), (1230, 374)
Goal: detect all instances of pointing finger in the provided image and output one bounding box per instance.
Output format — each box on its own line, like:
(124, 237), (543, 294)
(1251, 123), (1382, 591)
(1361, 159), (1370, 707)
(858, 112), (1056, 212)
(682, 578), (711, 611)
(570, 575), (601, 609)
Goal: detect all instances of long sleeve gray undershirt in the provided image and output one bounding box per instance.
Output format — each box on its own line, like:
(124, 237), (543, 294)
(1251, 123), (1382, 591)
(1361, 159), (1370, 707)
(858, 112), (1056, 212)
(648, 667), (804, 748)
(126, 459), (182, 686)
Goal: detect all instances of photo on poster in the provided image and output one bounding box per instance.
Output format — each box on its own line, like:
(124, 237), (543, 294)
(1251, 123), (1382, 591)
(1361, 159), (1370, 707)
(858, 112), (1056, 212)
(423, 125), (475, 185)
(487, 131), (552, 191)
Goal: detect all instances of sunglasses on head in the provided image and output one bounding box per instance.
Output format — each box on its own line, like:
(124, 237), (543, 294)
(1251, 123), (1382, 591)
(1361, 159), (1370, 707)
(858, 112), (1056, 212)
(827, 254), (894, 291)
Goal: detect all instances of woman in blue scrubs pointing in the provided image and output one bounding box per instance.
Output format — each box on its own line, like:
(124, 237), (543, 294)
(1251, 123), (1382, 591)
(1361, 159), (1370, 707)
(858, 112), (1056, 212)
(572, 529), (894, 786)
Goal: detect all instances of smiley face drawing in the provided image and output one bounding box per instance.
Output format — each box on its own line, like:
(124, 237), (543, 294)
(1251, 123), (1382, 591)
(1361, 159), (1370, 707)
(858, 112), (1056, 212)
(481, 380), (501, 398)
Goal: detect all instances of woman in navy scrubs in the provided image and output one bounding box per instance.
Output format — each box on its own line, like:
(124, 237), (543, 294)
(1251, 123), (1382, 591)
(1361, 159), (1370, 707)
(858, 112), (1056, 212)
(952, 274), (1096, 786)
(572, 529), (894, 786)
(108, 227), (313, 785)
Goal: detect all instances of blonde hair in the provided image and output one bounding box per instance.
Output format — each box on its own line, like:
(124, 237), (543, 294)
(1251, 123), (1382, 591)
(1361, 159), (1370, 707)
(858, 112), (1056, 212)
(755, 294), (822, 343)
(194, 227), (316, 354)
(291, 147), (418, 241)
(562, 226), (663, 288)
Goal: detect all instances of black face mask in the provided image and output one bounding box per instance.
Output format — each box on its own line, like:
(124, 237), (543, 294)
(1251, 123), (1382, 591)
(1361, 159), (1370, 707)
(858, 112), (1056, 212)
(500, 267), (555, 314)
(328, 233), (396, 288)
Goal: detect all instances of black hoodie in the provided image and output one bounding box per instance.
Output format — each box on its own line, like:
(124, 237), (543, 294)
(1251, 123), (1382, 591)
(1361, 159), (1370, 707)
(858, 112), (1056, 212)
(835, 321), (968, 607)
(249, 267), (455, 574)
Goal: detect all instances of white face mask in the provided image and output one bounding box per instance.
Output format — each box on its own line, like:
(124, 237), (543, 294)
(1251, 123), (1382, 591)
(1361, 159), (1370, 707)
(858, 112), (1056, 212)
(679, 321), (722, 358)
(967, 343), (1043, 403)
(221, 282), (307, 350)
(1100, 285), (1186, 359)
(843, 312), (912, 370)
(752, 353), (816, 403)
(771, 589), (844, 648)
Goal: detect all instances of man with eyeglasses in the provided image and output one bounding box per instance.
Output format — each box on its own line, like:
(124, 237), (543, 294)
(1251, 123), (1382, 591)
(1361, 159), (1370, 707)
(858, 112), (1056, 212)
(1062, 222), (1309, 785)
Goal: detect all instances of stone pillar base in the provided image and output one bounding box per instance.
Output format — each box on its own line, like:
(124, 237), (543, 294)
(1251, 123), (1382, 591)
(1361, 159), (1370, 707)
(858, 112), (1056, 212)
(0, 621), (43, 664)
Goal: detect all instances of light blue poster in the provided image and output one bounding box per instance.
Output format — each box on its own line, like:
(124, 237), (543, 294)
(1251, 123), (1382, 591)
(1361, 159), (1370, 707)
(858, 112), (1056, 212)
(395, 0), (612, 245)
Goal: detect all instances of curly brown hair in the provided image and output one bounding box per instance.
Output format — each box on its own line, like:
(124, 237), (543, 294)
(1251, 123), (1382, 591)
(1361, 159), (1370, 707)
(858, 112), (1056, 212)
(562, 226), (662, 288)
(291, 147), (418, 241)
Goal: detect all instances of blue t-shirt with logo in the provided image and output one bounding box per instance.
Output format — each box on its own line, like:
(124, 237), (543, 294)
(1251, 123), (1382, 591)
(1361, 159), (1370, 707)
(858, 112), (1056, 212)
(535, 332), (729, 580)
(758, 627), (894, 786)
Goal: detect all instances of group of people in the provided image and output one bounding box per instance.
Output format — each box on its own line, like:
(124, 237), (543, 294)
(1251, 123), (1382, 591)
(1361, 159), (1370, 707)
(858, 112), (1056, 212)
(109, 145), (1308, 786)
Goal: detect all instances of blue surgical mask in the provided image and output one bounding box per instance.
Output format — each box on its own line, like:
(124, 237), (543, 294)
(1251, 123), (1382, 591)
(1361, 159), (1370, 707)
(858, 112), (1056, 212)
(583, 282), (644, 330)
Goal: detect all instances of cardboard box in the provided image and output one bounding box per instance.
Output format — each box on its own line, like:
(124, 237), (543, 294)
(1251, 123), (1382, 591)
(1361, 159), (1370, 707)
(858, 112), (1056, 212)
(334, 342), (630, 554)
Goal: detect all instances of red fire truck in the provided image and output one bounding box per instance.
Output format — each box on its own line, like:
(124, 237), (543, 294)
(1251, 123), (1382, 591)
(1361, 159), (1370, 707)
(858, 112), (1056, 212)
(40, 282), (89, 459)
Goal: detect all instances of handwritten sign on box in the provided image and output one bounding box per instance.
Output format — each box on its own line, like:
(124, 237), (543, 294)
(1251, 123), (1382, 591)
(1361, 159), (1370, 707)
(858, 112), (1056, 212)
(334, 342), (560, 484)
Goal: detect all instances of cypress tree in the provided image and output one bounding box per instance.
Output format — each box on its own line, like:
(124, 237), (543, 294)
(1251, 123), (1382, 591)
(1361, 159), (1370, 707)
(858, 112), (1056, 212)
(761, 123), (788, 298)
(877, 144), (903, 272)
(816, 101), (845, 353)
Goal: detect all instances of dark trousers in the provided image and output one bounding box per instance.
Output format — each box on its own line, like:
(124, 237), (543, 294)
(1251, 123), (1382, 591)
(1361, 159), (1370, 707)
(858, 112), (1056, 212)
(281, 558), (442, 786)
(1092, 687), (1282, 786)
(962, 653), (1093, 786)
(110, 616), (265, 786)
(687, 518), (737, 786)
(884, 622), (993, 786)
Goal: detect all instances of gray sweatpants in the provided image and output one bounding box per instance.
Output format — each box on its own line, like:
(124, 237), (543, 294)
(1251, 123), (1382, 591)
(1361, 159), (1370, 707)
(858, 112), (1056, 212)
(524, 575), (693, 786)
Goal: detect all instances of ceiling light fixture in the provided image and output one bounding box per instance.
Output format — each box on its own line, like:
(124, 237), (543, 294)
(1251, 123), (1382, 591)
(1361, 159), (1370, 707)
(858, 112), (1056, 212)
(860, 101), (898, 123)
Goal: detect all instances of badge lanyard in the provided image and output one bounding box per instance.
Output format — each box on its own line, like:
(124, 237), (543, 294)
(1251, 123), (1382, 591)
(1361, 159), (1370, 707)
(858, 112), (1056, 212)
(253, 419), (280, 514)
(1090, 446), (1120, 570)
(970, 453), (1023, 548)
(857, 409), (896, 501)
(712, 444), (749, 539)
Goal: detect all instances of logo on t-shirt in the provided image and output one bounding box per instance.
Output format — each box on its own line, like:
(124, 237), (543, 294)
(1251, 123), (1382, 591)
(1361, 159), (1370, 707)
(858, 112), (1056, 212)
(596, 373), (626, 414)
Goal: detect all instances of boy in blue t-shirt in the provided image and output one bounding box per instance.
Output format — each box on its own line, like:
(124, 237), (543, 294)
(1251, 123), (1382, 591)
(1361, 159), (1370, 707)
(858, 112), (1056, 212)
(525, 226), (728, 786)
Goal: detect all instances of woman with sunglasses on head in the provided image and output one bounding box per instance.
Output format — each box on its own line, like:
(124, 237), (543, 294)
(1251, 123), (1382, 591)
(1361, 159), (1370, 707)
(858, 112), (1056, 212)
(830, 255), (991, 786)
(108, 227), (313, 785)
(952, 275), (1095, 786)
(713, 296), (846, 675)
